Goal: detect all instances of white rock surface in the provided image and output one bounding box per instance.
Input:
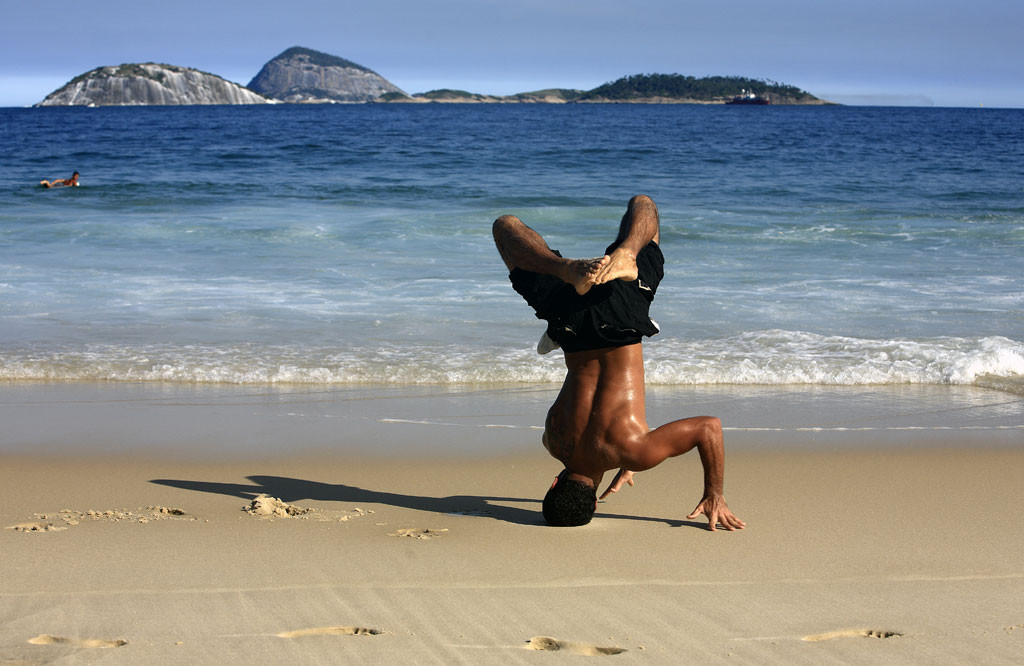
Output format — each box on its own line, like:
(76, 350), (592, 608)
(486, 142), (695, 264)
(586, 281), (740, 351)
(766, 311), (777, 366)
(37, 63), (272, 106)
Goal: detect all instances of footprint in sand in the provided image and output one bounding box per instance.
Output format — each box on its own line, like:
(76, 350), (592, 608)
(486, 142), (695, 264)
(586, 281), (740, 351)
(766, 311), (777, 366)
(7, 507), (194, 532)
(277, 626), (381, 638)
(387, 528), (448, 540)
(28, 634), (127, 648)
(6, 521), (66, 533)
(802, 629), (903, 642)
(526, 636), (626, 656)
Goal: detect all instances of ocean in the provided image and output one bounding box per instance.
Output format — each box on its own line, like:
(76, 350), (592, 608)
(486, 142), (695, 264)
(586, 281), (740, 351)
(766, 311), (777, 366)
(1, 104), (1022, 398)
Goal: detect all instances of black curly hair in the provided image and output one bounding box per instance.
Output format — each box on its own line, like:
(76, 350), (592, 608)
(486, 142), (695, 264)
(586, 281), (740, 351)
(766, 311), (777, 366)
(542, 472), (597, 526)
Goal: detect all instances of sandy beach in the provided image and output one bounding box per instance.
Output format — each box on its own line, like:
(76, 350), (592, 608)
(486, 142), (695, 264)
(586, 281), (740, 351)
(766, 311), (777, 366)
(1, 382), (1022, 664)
(5, 77), (1023, 666)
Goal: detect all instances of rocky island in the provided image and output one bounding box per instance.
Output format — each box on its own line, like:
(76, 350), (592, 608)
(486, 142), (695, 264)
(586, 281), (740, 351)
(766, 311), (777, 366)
(572, 73), (830, 105)
(247, 47), (405, 103)
(375, 88), (584, 104)
(36, 47), (832, 106)
(359, 71), (830, 105)
(35, 63), (270, 106)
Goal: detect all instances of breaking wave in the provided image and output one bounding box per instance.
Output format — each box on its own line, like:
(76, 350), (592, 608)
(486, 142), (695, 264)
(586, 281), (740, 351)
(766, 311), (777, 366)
(2, 331), (1022, 395)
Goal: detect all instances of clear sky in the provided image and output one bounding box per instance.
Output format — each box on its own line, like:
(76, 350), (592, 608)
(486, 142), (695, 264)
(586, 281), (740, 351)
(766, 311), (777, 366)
(2, 0), (1021, 108)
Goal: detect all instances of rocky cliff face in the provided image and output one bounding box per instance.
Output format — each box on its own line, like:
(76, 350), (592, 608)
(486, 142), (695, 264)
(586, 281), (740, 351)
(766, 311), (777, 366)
(247, 47), (405, 103)
(36, 63), (271, 106)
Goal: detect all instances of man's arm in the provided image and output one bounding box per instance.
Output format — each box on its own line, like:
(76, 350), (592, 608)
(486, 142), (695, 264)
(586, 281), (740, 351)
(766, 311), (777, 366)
(619, 415), (745, 531)
(684, 439), (745, 533)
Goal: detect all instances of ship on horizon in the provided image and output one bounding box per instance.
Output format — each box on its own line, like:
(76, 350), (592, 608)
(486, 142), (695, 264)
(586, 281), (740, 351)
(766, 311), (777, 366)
(726, 89), (770, 105)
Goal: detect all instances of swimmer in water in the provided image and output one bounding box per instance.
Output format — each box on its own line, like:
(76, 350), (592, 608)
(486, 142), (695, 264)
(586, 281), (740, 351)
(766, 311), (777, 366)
(40, 171), (79, 188)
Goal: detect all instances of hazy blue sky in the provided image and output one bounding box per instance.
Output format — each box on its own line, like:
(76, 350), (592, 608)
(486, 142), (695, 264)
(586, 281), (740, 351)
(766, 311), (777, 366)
(2, 0), (1021, 107)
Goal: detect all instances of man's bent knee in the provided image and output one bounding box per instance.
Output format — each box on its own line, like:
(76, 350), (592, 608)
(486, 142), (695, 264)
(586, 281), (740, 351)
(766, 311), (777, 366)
(629, 194), (655, 208)
(492, 214), (523, 240)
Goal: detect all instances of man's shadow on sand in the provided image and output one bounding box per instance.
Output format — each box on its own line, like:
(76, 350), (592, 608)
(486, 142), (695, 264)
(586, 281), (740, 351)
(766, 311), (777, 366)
(150, 475), (701, 528)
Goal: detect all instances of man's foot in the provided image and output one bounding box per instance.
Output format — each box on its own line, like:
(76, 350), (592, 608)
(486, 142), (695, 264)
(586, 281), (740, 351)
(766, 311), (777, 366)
(592, 247), (638, 285)
(562, 256), (608, 295)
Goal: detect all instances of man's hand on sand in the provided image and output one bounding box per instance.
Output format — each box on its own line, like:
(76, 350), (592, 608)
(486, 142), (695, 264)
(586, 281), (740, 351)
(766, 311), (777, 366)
(592, 247), (639, 285)
(599, 469), (634, 500)
(687, 494), (746, 532)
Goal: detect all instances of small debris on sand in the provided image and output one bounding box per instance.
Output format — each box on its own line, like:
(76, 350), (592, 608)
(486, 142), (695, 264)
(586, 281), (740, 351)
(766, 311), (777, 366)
(244, 494), (312, 518)
(242, 494), (372, 522)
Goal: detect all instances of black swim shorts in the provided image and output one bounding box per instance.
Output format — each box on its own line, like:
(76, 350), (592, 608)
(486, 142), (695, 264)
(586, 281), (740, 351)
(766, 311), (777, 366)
(509, 240), (664, 353)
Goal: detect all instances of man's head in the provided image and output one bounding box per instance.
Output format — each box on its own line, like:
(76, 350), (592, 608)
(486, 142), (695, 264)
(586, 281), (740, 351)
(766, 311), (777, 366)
(542, 470), (596, 526)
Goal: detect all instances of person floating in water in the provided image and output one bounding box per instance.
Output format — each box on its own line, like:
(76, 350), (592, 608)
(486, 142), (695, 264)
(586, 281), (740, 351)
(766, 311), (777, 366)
(493, 195), (745, 530)
(40, 171), (79, 188)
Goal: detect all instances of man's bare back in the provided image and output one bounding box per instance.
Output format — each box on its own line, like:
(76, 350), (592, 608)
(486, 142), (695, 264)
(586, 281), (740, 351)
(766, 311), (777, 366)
(545, 343), (744, 530)
(543, 344), (649, 478)
(494, 195), (745, 530)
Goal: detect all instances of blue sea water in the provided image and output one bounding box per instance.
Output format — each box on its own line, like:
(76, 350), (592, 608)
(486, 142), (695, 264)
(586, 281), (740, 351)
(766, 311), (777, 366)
(1, 104), (1022, 392)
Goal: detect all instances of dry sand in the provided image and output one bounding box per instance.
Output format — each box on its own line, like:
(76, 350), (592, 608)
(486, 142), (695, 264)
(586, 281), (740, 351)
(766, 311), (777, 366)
(2, 381), (1022, 663)
(2, 443), (1023, 664)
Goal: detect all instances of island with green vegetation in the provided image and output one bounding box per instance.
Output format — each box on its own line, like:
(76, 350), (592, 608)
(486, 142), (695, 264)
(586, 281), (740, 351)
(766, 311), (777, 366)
(575, 74), (829, 104)
(378, 74), (829, 105)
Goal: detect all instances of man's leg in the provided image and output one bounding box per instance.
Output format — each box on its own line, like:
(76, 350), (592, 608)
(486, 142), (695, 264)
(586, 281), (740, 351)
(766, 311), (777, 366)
(492, 214), (608, 295)
(593, 195), (660, 285)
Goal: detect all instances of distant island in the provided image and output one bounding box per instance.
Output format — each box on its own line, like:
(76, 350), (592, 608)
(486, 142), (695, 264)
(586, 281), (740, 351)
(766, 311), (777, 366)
(247, 47), (406, 103)
(385, 74), (829, 105)
(379, 88), (585, 104)
(575, 74), (826, 105)
(36, 63), (270, 107)
(36, 46), (832, 106)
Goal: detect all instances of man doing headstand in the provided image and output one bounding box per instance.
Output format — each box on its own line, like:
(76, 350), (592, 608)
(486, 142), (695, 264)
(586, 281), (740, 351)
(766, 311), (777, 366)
(493, 195), (745, 531)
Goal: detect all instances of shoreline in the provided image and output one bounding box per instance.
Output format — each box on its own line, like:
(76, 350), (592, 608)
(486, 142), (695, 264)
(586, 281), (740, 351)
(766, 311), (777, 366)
(2, 380), (1020, 460)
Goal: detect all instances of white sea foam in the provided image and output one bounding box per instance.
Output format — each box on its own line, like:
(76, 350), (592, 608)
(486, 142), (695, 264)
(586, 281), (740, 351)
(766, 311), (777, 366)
(646, 332), (1024, 388)
(1, 332), (1021, 395)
